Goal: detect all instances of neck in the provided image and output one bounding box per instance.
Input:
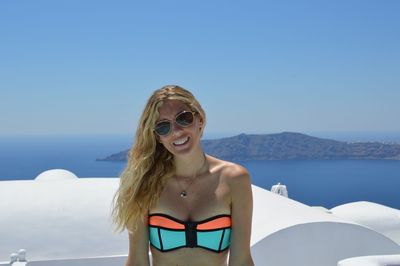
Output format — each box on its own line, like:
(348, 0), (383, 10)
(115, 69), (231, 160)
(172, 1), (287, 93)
(174, 148), (207, 177)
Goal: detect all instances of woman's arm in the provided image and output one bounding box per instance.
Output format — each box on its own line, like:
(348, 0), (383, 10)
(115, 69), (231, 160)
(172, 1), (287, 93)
(125, 214), (150, 266)
(226, 164), (255, 266)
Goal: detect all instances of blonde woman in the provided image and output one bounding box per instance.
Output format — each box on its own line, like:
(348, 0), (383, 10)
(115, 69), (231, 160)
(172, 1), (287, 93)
(112, 85), (254, 266)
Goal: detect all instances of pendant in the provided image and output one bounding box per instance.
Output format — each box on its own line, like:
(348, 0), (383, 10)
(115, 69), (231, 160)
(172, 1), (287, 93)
(180, 191), (187, 198)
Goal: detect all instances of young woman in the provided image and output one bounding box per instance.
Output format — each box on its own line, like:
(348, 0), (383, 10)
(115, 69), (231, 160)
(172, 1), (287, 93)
(112, 85), (254, 266)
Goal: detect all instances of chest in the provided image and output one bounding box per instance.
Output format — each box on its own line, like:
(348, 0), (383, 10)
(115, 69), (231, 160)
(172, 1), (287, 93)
(151, 172), (231, 220)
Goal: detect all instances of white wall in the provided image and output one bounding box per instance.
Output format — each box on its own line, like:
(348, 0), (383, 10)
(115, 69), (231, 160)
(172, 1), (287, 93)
(337, 254), (400, 266)
(251, 222), (400, 266)
(0, 177), (128, 262)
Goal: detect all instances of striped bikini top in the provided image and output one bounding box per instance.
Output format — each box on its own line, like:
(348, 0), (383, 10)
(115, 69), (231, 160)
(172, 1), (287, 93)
(148, 213), (232, 253)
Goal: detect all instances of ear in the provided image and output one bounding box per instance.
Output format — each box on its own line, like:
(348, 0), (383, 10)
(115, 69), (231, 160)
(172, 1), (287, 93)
(198, 115), (204, 125)
(198, 116), (204, 136)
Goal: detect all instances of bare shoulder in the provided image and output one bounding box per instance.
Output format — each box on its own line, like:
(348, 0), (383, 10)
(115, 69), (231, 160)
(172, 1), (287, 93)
(222, 163), (250, 184)
(208, 155), (251, 187)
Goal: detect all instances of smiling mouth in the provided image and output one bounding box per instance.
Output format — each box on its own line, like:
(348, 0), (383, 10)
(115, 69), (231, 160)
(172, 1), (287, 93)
(173, 136), (190, 146)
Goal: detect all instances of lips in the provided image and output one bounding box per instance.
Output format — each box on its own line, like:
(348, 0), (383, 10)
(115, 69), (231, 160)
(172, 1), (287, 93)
(173, 136), (190, 146)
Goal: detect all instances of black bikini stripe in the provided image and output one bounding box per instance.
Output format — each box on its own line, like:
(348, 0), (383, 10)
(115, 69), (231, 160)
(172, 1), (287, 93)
(149, 225), (185, 232)
(196, 226), (232, 232)
(150, 225), (231, 232)
(157, 227), (163, 251)
(218, 229), (226, 252)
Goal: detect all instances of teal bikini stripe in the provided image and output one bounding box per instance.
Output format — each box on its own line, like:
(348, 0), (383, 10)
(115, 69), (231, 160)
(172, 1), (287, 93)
(197, 229), (224, 251)
(159, 229), (186, 250)
(149, 227), (161, 249)
(220, 228), (231, 250)
(150, 226), (232, 252)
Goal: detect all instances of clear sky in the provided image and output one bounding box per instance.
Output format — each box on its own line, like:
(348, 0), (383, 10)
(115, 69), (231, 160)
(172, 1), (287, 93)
(1, 0), (399, 137)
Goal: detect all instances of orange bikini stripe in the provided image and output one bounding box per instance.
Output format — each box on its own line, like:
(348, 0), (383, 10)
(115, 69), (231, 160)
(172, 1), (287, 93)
(149, 215), (185, 229)
(197, 217), (231, 230)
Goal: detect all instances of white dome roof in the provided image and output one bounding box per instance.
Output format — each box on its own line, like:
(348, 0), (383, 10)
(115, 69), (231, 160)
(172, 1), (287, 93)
(35, 169), (78, 181)
(0, 177), (126, 262)
(331, 201), (400, 245)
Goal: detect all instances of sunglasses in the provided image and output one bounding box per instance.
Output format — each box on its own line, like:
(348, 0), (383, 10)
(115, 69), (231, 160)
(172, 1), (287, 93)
(154, 110), (197, 136)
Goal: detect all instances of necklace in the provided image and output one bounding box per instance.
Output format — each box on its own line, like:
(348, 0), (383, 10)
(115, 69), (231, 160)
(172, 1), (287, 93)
(176, 154), (207, 198)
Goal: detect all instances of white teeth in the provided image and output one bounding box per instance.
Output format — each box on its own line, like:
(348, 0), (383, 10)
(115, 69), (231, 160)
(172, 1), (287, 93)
(173, 137), (189, 145)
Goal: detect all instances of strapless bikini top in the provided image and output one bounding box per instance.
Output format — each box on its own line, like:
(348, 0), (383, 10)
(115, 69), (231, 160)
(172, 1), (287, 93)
(148, 213), (232, 253)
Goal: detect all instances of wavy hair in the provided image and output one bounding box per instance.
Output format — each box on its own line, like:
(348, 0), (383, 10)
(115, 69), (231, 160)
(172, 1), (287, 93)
(111, 85), (206, 233)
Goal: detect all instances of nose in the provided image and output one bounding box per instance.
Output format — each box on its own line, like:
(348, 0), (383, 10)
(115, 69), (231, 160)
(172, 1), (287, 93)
(171, 121), (184, 136)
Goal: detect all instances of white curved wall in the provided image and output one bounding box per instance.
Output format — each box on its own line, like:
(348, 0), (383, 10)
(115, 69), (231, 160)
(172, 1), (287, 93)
(34, 169), (78, 181)
(250, 185), (400, 266)
(0, 178), (128, 262)
(251, 222), (400, 266)
(337, 254), (400, 266)
(251, 185), (353, 245)
(331, 201), (400, 245)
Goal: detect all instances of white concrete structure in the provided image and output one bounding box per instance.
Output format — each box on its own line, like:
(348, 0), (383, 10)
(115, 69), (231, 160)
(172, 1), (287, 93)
(337, 254), (400, 266)
(251, 186), (400, 266)
(34, 169), (78, 181)
(271, 182), (288, 198)
(331, 201), (400, 245)
(1, 169), (400, 265)
(0, 170), (127, 262)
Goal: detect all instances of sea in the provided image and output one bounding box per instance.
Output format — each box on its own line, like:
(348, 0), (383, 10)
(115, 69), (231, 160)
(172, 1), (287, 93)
(1, 133), (399, 209)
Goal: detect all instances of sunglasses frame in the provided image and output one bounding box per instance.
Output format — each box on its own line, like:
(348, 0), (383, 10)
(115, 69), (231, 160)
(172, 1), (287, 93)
(154, 110), (197, 137)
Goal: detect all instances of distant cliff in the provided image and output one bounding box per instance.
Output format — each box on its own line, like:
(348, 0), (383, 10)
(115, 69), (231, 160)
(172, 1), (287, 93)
(96, 132), (400, 162)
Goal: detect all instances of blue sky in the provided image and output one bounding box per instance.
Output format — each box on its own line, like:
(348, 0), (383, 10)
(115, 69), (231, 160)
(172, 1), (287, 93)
(1, 0), (399, 137)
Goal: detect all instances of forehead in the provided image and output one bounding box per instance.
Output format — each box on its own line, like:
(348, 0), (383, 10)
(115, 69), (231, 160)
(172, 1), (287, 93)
(157, 99), (190, 119)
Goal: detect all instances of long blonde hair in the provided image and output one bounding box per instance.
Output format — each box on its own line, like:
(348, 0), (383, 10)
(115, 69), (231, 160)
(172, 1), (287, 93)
(111, 85), (206, 233)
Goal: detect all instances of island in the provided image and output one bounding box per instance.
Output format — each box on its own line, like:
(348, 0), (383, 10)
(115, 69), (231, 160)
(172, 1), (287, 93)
(96, 132), (400, 162)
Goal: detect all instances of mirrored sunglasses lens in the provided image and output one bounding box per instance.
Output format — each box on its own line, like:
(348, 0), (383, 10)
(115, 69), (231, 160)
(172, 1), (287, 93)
(176, 112), (194, 126)
(155, 122), (171, 136)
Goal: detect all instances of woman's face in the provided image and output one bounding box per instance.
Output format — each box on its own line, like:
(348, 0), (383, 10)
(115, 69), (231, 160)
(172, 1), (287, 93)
(155, 99), (203, 156)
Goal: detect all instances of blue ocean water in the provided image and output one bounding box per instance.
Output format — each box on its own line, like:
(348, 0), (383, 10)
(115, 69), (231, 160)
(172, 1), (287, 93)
(0, 134), (399, 209)
(241, 160), (400, 209)
(0, 134), (130, 180)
